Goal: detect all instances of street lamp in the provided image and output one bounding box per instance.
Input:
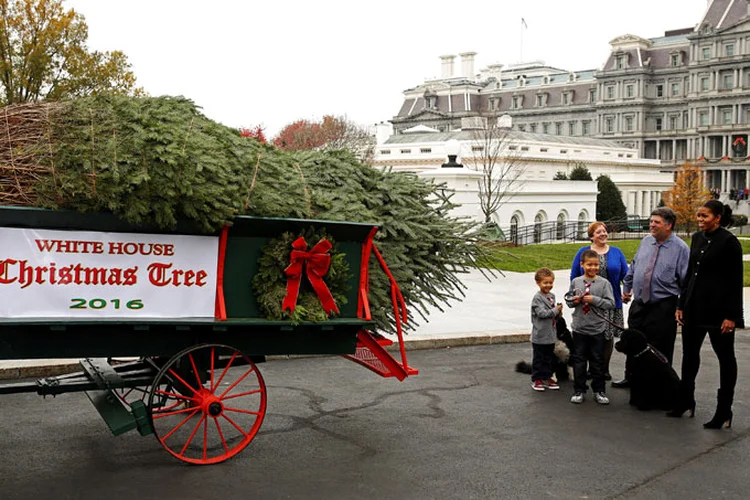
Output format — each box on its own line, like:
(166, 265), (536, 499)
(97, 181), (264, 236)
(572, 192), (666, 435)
(441, 139), (463, 168)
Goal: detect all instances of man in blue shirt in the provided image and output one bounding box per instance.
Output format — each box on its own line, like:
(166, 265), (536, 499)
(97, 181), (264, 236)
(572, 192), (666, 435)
(613, 207), (689, 388)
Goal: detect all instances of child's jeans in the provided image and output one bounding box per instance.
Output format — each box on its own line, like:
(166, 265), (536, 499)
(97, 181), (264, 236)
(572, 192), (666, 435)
(572, 331), (605, 393)
(531, 342), (555, 381)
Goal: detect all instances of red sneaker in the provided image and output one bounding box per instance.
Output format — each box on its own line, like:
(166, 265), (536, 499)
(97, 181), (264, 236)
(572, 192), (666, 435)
(544, 379), (560, 390)
(532, 380), (546, 391)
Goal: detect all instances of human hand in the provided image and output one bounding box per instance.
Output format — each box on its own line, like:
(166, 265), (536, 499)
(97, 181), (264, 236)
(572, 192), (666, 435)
(582, 295), (594, 304)
(720, 319), (736, 334)
(675, 309), (683, 326)
(556, 304), (563, 315)
(622, 291), (632, 304)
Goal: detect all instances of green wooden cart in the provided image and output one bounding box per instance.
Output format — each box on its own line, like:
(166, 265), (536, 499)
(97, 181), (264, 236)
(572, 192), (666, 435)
(0, 206), (416, 465)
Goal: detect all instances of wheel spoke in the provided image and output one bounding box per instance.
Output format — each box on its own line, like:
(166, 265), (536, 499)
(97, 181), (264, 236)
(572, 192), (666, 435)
(154, 388), (194, 402)
(188, 352), (203, 389)
(212, 352), (238, 390)
(214, 418), (230, 455)
(220, 413), (249, 438)
(209, 347), (216, 392)
(221, 388), (263, 401)
(152, 405), (198, 420)
(161, 408), (201, 441)
(167, 367), (200, 397)
(219, 366), (256, 399)
(203, 417), (208, 461)
(179, 414), (207, 457)
(223, 406), (262, 416)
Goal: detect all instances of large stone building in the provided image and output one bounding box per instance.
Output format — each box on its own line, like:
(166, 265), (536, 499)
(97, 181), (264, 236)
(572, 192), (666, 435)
(372, 120), (673, 236)
(391, 0), (750, 194)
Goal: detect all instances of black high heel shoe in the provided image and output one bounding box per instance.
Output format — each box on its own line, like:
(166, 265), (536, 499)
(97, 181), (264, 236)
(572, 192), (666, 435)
(666, 401), (696, 418)
(704, 410), (732, 429)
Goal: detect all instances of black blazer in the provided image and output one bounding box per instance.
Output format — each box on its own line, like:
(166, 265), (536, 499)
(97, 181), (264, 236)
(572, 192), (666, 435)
(679, 227), (744, 329)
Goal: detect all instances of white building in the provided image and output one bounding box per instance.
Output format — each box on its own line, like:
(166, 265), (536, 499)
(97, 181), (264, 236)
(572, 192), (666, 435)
(372, 120), (673, 241)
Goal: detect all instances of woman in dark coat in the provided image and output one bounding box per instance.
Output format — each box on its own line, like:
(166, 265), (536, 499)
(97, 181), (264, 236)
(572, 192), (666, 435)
(668, 200), (744, 428)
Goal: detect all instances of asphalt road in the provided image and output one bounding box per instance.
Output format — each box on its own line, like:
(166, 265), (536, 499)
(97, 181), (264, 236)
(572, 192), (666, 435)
(1, 338), (749, 500)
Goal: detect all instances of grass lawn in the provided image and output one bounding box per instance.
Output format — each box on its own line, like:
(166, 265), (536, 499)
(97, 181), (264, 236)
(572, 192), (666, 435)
(482, 238), (750, 286)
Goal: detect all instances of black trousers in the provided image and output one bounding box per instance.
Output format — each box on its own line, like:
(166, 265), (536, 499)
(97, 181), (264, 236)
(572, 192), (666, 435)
(680, 325), (737, 400)
(531, 342), (554, 381)
(572, 332), (605, 394)
(625, 296), (678, 376)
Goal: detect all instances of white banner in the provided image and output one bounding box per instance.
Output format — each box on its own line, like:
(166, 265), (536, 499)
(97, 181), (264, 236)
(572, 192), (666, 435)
(0, 228), (219, 319)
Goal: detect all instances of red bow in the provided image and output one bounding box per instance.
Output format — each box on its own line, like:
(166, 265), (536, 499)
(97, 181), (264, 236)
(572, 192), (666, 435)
(282, 237), (340, 316)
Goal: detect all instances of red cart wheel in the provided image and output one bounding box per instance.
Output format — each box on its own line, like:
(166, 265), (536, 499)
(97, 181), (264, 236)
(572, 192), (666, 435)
(147, 344), (267, 465)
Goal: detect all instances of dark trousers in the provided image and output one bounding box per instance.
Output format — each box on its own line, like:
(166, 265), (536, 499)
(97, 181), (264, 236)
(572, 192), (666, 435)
(680, 325), (737, 401)
(624, 296), (678, 377)
(572, 332), (605, 393)
(531, 342), (555, 381)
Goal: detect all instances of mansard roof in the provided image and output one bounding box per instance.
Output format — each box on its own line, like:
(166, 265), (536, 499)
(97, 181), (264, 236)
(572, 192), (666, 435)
(699, 0), (749, 31)
(383, 130), (624, 149)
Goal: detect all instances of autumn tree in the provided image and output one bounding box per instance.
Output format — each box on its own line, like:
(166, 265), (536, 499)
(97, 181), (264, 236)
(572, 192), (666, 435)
(663, 162), (711, 232)
(464, 115), (525, 224)
(273, 115), (375, 163)
(0, 0), (140, 105)
(240, 125), (267, 144)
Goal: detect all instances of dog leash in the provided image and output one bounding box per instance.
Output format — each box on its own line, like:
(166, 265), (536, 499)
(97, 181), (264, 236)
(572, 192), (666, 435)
(632, 344), (669, 365)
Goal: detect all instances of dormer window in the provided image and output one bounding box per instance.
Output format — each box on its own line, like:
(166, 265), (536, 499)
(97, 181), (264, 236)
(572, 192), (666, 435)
(614, 54), (627, 69)
(542, 75), (550, 85)
(517, 75), (526, 87)
(670, 53), (681, 67)
(536, 94), (545, 107)
(512, 95), (523, 109)
(568, 72), (576, 82)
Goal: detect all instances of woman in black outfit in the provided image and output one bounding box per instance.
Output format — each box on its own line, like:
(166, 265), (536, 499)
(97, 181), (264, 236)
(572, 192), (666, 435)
(668, 200), (744, 428)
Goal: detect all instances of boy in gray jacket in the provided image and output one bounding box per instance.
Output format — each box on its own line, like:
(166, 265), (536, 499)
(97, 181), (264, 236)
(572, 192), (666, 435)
(530, 267), (563, 391)
(566, 249), (615, 405)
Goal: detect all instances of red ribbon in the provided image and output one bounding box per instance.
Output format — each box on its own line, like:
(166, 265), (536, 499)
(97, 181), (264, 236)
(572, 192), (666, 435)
(282, 237), (340, 316)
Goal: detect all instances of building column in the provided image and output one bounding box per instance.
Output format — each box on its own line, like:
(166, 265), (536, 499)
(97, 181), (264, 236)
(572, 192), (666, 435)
(656, 141), (661, 160)
(672, 139), (677, 160)
(634, 191), (642, 216)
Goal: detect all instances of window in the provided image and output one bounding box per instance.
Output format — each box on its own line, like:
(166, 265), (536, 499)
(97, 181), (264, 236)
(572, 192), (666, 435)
(420, 148), (432, 153)
(702, 47), (711, 60)
(521, 146), (530, 151)
(489, 99), (497, 111)
(606, 86), (615, 99)
(555, 123), (562, 135)
(530, 124), (537, 133)
(582, 121), (590, 135)
(518, 125), (526, 132)
(509, 145), (518, 150)
(605, 117), (614, 133)
(560, 149), (568, 154)
(589, 89), (597, 102)
(671, 54), (680, 66)
(568, 122), (576, 135)
(669, 116), (678, 130)
(562, 93), (570, 105)
(400, 149), (411, 154)
(615, 55), (625, 69)
(726, 44), (735, 57)
(699, 112), (709, 126)
(655, 118), (662, 131)
(723, 74), (734, 89)
(471, 146), (484, 152)
(722, 108), (732, 125)
(380, 150), (391, 155)
(542, 123), (549, 134)
(626, 84), (634, 98)
(540, 148), (548, 152)
(656, 85), (663, 97)
(671, 83), (680, 96)
(701, 76), (710, 91)
(536, 94), (544, 107)
(512, 96), (522, 109)
(625, 116), (633, 131)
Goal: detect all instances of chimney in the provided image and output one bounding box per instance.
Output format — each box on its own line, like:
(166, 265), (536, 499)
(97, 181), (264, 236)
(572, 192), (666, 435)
(440, 55), (456, 79)
(459, 52), (477, 79)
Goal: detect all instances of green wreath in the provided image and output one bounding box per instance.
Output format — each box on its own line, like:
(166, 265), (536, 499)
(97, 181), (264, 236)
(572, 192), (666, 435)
(252, 229), (351, 322)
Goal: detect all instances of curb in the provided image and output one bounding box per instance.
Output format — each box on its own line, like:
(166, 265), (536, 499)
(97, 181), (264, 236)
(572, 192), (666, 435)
(0, 333), (532, 382)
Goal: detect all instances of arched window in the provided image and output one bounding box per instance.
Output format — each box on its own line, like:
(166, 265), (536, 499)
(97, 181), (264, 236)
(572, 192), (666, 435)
(577, 210), (589, 240)
(534, 212), (546, 244)
(510, 214), (520, 245)
(556, 213), (566, 240)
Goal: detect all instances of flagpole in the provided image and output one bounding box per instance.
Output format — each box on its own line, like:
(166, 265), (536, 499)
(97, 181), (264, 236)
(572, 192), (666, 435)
(520, 18), (526, 63)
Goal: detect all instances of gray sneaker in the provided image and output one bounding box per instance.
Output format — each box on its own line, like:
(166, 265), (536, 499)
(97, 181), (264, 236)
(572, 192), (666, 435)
(595, 392), (610, 405)
(570, 392), (584, 404)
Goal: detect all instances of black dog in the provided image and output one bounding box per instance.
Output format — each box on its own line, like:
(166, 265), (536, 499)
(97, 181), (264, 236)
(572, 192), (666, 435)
(516, 316), (575, 382)
(614, 328), (680, 411)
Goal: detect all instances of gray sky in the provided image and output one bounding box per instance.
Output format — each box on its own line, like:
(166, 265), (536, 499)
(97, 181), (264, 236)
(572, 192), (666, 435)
(66, 0), (711, 137)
